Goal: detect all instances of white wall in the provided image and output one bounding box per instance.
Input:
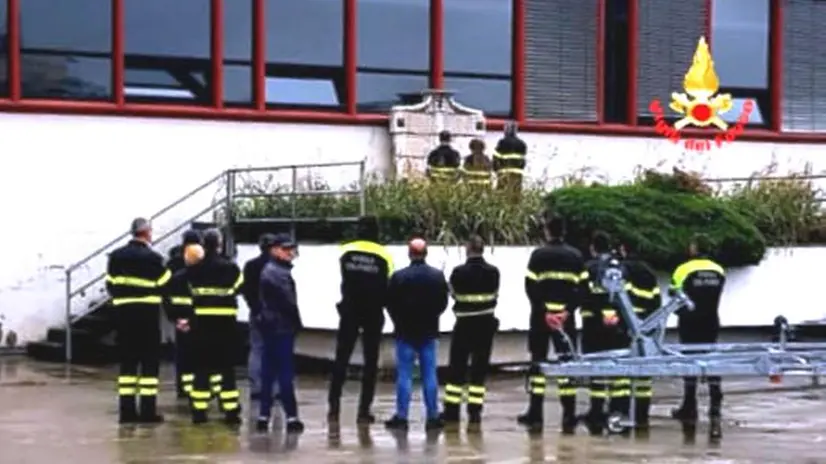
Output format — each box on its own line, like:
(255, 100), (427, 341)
(234, 245), (824, 334)
(1, 112), (826, 344)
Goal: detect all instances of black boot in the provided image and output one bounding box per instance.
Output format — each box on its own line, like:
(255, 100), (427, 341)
(672, 383), (698, 422)
(583, 397), (606, 436)
(384, 415), (409, 431)
(441, 404), (460, 424)
(192, 410), (208, 425)
(516, 395), (544, 431)
(223, 411), (242, 426)
(327, 401), (340, 424)
(118, 396), (138, 424)
(467, 404), (482, 426)
(255, 416), (269, 432)
(357, 411), (376, 425)
(634, 398), (651, 430)
(560, 397), (577, 435)
(138, 396), (164, 424)
(709, 383), (723, 440)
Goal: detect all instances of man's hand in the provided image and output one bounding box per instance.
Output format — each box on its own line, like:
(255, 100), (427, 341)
(545, 312), (568, 330)
(602, 313), (619, 326)
(176, 319), (190, 332)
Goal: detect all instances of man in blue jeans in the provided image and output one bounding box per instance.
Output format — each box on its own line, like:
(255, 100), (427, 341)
(385, 238), (449, 432)
(255, 234), (304, 434)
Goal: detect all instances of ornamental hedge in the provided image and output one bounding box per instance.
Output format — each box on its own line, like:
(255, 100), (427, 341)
(232, 166), (824, 271)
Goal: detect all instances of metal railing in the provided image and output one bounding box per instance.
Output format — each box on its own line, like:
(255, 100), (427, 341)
(62, 160), (367, 363)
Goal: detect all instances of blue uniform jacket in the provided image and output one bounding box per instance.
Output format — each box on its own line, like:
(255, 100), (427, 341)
(258, 258), (303, 333)
(387, 260), (449, 345)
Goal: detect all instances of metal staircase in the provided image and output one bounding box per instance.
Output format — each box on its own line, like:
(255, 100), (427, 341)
(26, 161), (368, 364)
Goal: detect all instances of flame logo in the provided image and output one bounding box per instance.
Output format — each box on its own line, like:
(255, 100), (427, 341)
(669, 37), (733, 130)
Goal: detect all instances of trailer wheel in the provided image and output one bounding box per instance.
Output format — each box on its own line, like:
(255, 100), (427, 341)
(606, 413), (629, 434)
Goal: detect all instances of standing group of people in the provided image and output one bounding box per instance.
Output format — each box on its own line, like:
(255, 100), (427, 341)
(108, 212), (726, 439)
(521, 213), (726, 439)
(426, 123), (527, 194)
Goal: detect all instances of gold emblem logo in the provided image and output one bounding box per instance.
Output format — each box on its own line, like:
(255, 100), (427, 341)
(669, 37), (734, 130)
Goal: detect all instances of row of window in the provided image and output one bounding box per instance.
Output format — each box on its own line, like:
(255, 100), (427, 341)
(0, 0), (821, 132)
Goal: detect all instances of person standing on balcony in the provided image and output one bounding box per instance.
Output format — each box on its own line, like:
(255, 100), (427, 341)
(426, 130), (461, 184)
(328, 216), (393, 425)
(187, 229), (244, 426)
(384, 238), (448, 432)
(493, 122), (527, 196)
(461, 139), (493, 189)
(166, 229), (203, 399)
(242, 233), (280, 403)
(106, 217), (171, 424)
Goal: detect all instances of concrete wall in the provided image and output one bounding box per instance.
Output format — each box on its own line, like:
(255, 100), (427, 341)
(2, 112), (826, 345)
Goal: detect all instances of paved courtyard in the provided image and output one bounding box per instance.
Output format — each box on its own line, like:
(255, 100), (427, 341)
(1, 356), (825, 463)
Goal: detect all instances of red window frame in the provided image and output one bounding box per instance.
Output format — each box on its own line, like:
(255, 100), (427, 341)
(0, 0), (823, 143)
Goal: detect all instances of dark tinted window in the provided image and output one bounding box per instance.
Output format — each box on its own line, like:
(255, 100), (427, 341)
(1, 1), (7, 96)
(265, 0), (345, 108)
(444, 0), (512, 116)
(224, 0), (253, 105)
(711, 0), (769, 89)
(357, 0), (429, 110)
(124, 0), (211, 103)
(20, 0), (111, 100)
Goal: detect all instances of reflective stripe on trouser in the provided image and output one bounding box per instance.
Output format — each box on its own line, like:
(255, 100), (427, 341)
(191, 389), (212, 411)
(181, 373), (194, 393)
(556, 377), (576, 397)
(138, 377), (159, 396)
(528, 375), (546, 396)
(211, 374), (223, 393)
(444, 383), (464, 405)
(611, 378), (631, 398)
(589, 378), (610, 398)
(219, 389), (240, 412)
(467, 385), (485, 405)
(634, 378), (653, 398)
(118, 375), (137, 396)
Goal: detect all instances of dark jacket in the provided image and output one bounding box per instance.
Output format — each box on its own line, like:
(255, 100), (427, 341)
(387, 260), (449, 345)
(524, 239), (586, 329)
(449, 256), (499, 318)
(581, 254), (629, 331)
(241, 253), (270, 321)
(339, 239), (393, 314)
(185, 251), (243, 319)
(493, 134), (527, 175)
(259, 258), (303, 333)
(106, 240), (170, 317)
(670, 256), (726, 337)
(623, 256), (662, 318)
(164, 268), (194, 322)
(426, 145), (461, 182)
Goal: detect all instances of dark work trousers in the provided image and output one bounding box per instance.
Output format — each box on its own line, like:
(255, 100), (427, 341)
(524, 314), (577, 422)
(259, 331), (299, 420)
(581, 324), (629, 422)
(327, 310), (385, 416)
(175, 329), (195, 398)
(443, 315), (499, 420)
(679, 326), (722, 417)
(190, 317), (240, 421)
(116, 309), (162, 421)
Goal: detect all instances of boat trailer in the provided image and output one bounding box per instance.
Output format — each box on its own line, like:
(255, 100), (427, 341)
(540, 265), (826, 433)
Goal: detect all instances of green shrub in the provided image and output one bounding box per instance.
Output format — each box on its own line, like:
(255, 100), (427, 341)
(234, 177), (767, 270)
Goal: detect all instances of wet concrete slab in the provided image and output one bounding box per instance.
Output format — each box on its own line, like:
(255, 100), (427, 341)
(1, 356), (826, 463)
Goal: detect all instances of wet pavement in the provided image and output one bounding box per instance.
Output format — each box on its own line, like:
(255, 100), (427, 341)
(1, 356), (825, 463)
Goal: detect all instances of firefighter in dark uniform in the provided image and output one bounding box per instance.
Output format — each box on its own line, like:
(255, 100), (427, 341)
(106, 218), (171, 424)
(520, 213), (587, 433)
(493, 122), (527, 195)
(669, 234), (726, 440)
(328, 216), (393, 425)
(442, 235), (500, 425)
(461, 139), (493, 188)
(164, 242), (205, 402)
(166, 229), (203, 399)
(187, 229), (245, 425)
(618, 240), (661, 429)
(426, 130), (461, 184)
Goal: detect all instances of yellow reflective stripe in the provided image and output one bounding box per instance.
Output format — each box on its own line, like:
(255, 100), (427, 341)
(497, 168), (524, 174)
(611, 389), (631, 397)
(138, 378), (159, 386)
(210, 374), (223, 382)
(183, 384), (193, 392)
(156, 269), (171, 286)
(526, 271), (585, 283)
(118, 388), (137, 395)
(633, 307), (646, 313)
(107, 269), (170, 288)
(222, 402), (239, 411)
(589, 390), (609, 398)
(231, 273), (244, 292)
(139, 388), (158, 396)
(219, 390), (240, 400)
(634, 379), (653, 387)
(455, 308), (495, 317)
(463, 169), (491, 176)
(581, 310), (594, 317)
(192, 401), (209, 410)
(340, 240), (395, 275)
(170, 296), (193, 306)
(556, 378), (571, 385)
(493, 152), (524, 160)
(118, 376), (138, 384)
(634, 390), (653, 398)
(453, 293), (497, 303)
(671, 258), (725, 289)
(181, 373), (195, 382)
(613, 378), (631, 386)
(444, 394), (462, 404)
(545, 302), (566, 312)
(191, 287), (235, 296)
(467, 385), (485, 395)
(190, 390), (211, 399)
(430, 167), (458, 172)
(602, 309), (617, 318)
(445, 384), (464, 394)
(557, 388), (577, 396)
(194, 307), (238, 316)
(529, 376), (546, 385)
(112, 296), (162, 306)
(629, 285), (660, 299)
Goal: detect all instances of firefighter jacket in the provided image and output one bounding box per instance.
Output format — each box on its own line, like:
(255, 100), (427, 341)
(165, 268), (194, 322)
(493, 135), (527, 177)
(449, 256), (500, 318)
(184, 252), (243, 319)
(623, 257), (661, 318)
(426, 144), (461, 183)
(670, 256), (726, 333)
(106, 240), (171, 314)
(461, 154), (493, 187)
(339, 239), (394, 312)
(580, 256), (631, 331)
(524, 239), (587, 328)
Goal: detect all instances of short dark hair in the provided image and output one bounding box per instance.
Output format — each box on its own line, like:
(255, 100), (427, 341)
(691, 233), (713, 255)
(467, 235), (485, 254)
(544, 213), (566, 238)
(591, 230), (612, 254)
(356, 215), (379, 241)
(203, 228), (222, 252)
(438, 130), (452, 143)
